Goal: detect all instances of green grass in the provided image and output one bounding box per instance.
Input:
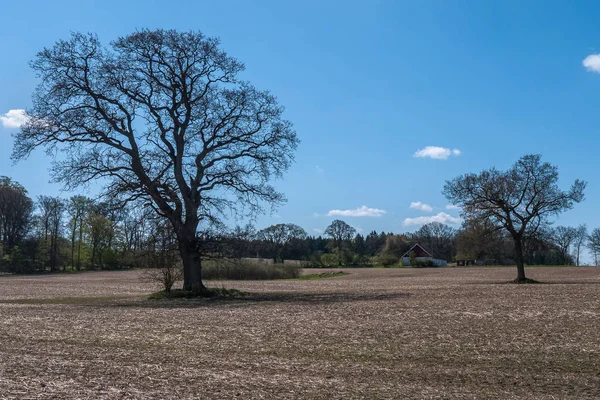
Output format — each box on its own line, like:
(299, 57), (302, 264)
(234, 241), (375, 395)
(202, 259), (302, 280)
(294, 272), (349, 280)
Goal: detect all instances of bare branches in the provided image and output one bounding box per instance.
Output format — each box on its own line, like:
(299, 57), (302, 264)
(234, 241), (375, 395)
(444, 154), (586, 280)
(13, 29), (297, 228)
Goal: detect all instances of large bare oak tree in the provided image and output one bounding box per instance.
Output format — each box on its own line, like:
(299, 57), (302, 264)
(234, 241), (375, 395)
(443, 154), (585, 282)
(12, 30), (298, 292)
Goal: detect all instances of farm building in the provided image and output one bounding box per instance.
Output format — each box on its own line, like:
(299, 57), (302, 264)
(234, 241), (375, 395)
(401, 244), (448, 267)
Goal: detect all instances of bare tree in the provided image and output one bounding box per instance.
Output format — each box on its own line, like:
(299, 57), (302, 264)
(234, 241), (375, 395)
(444, 154), (585, 282)
(142, 219), (182, 293)
(119, 204), (154, 267)
(257, 223), (307, 263)
(13, 30), (298, 293)
(221, 224), (256, 260)
(573, 224), (587, 267)
(551, 226), (577, 266)
(588, 228), (600, 266)
(67, 196), (93, 271)
(455, 218), (513, 264)
(410, 222), (456, 261)
(38, 196), (65, 272)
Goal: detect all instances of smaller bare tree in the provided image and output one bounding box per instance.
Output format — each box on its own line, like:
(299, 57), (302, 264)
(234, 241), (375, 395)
(444, 154), (586, 282)
(587, 228), (600, 266)
(142, 219), (182, 293)
(573, 224), (587, 267)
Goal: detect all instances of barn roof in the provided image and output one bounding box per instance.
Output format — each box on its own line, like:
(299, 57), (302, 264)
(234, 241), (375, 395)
(401, 243), (433, 258)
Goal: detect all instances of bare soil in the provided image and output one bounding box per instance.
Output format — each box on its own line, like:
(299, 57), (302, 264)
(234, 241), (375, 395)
(1, 267), (599, 399)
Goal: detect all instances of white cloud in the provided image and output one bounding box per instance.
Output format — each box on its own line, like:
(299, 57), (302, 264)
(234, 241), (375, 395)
(414, 146), (461, 160)
(403, 212), (462, 227)
(583, 54), (600, 73)
(0, 109), (28, 129)
(446, 204), (461, 210)
(313, 228), (324, 234)
(327, 205), (386, 218)
(410, 201), (433, 212)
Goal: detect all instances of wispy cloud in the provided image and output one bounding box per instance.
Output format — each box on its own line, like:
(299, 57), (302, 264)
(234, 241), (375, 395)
(0, 109), (28, 129)
(313, 228), (323, 234)
(315, 165), (324, 174)
(445, 204), (461, 210)
(410, 201), (433, 212)
(327, 205), (386, 218)
(403, 212), (462, 227)
(414, 146), (461, 160)
(583, 54), (600, 73)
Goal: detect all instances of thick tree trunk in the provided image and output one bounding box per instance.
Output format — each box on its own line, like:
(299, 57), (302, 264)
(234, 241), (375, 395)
(513, 237), (527, 282)
(179, 238), (207, 293)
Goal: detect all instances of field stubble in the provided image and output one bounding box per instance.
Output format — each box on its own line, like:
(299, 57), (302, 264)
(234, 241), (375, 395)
(0, 267), (599, 399)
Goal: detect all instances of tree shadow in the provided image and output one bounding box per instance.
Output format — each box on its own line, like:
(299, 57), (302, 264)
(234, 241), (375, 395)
(481, 280), (600, 285)
(110, 291), (412, 309)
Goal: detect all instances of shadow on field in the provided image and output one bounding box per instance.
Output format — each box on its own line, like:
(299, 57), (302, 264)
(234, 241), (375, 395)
(112, 291), (412, 309)
(482, 281), (600, 285)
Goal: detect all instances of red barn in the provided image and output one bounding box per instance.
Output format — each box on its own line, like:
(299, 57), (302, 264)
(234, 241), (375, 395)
(401, 244), (448, 267)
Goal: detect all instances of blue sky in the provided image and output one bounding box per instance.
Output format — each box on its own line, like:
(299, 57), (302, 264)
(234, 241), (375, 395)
(1, 0), (600, 240)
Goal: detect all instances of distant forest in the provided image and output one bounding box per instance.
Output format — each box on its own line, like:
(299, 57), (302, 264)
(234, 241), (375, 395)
(2, 176), (598, 273)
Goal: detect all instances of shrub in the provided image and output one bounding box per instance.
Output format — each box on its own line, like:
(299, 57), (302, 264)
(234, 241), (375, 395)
(352, 254), (371, 266)
(320, 252), (341, 268)
(409, 251), (417, 267)
(143, 262), (183, 292)
(377, 253), (399, 267)
(141, 246), (183, 293)
(202, 258), (302, 280)
(101, 248), (121, 269)
(413, 259), (435, 268)
(305, 252), (324, 268)
(340, 249), (355, 266)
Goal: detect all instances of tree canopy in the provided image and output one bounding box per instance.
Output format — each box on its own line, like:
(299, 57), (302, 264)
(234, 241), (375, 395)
(324, 220), (357, 245)
(0, 177), (33, 256)
(444, 154), (585, 281)
(257, 223), (307, 262)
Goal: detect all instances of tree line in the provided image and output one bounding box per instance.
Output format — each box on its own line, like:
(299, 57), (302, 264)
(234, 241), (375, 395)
(1, 176), (595, 274)
(0, 176), (175, 273)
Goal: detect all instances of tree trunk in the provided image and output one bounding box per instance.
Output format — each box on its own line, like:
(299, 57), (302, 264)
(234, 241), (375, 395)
(71, 227), (76, 272)
(77, 223), (83, 271)
(50, 234), (56, 272)
(179, 237), (207, 293)
(91, 245), (96, 269)
(513, 237), (527, 282)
